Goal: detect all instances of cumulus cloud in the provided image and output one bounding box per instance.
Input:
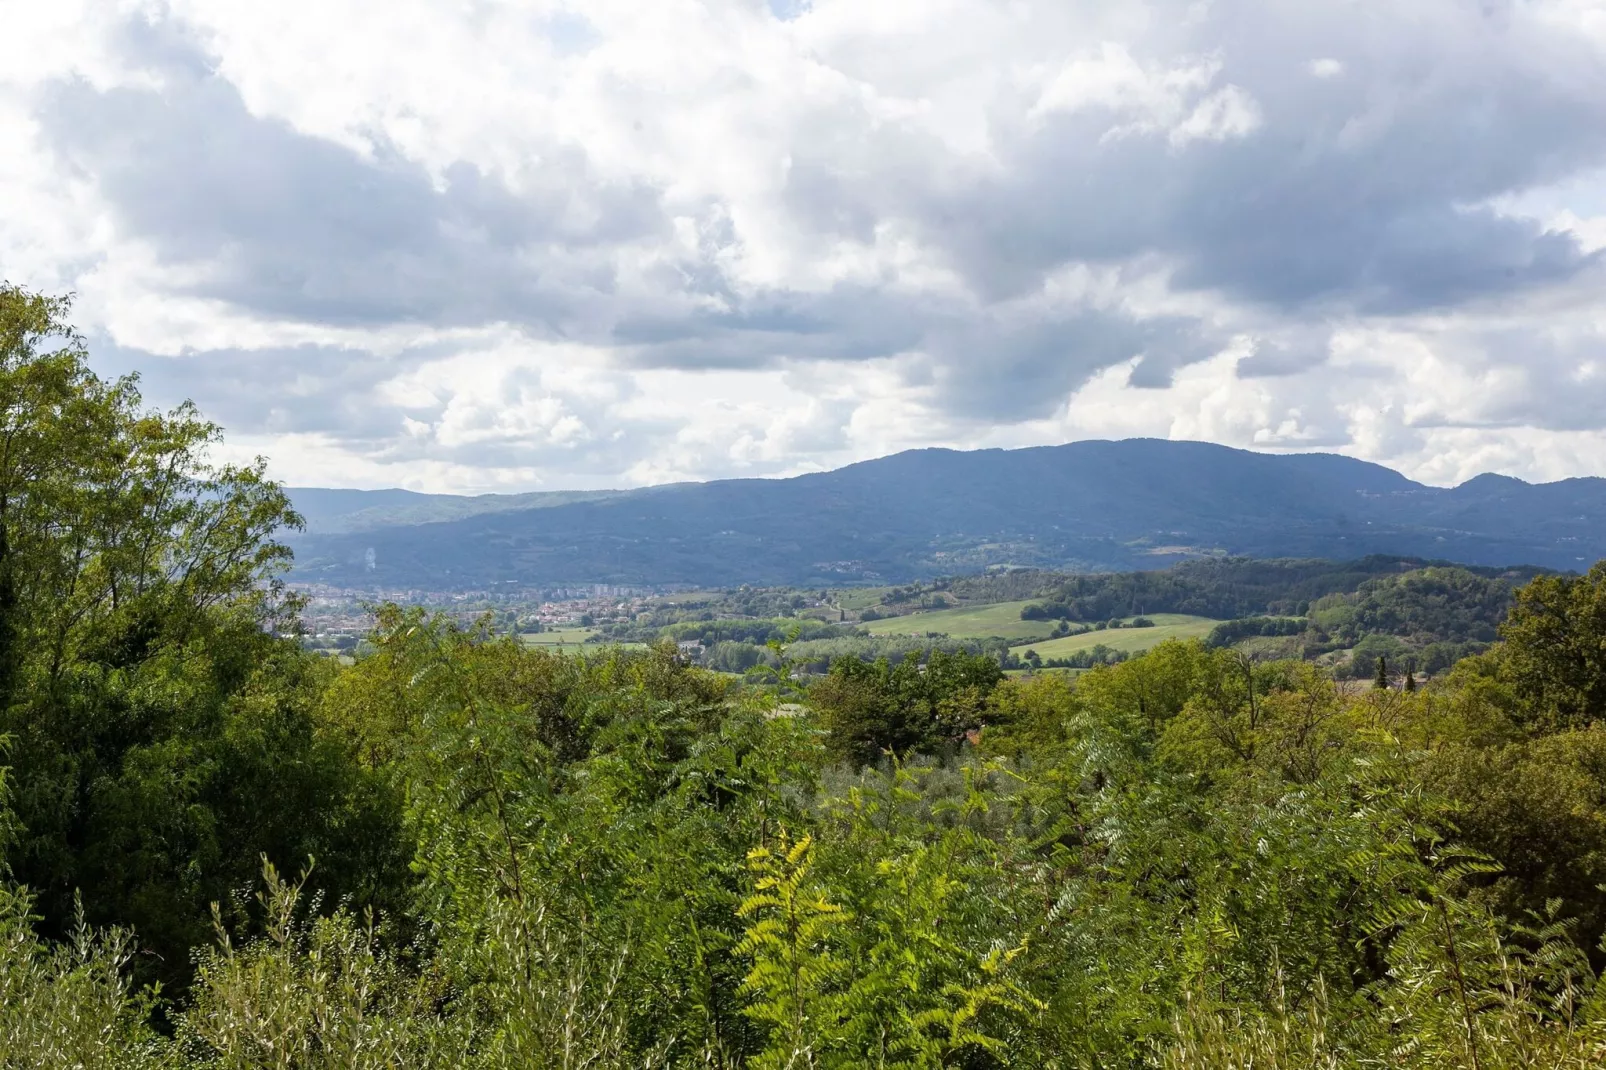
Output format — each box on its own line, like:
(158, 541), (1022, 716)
(2, 0), (1606, 491)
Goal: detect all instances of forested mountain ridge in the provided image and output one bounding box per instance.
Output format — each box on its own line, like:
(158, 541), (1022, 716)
(288, 485), (634, 534)
(287, 440), (1606, 588)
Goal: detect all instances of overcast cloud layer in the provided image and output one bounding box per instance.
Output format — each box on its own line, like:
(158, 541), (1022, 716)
(5, 0), (1606, 492)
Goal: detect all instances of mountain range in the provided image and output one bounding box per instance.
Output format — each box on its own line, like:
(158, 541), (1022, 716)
(284, 439), (1606, 589)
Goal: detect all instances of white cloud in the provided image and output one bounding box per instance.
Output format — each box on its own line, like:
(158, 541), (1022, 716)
(3, 0), (1606, 492)
(1029, 45), (1217, 127)
(1168, 83), (1262, 146)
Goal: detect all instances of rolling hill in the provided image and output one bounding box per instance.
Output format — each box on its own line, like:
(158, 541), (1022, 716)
(284, 439), (1606, 589)
(860, 601), (1051, 641)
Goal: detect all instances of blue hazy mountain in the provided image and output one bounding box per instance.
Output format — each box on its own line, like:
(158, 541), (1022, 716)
(284, 439), (1606, 588)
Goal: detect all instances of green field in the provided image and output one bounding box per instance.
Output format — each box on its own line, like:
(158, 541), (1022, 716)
(1012, 614), (1219, 659)
(860, 600), (1053, 641)
(836, 587), (893, 611)
(521, 627), (599, 646)
(655, 590), (721, 605)
(521, 628), (648, 655)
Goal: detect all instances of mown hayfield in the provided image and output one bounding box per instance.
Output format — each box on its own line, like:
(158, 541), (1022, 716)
(521, 627), (599, 646)
(859, 600), (1054, 641)
(521, 628), (648, 655)
(836, 587), (894, 611)
(1012, 614), (1219, 659)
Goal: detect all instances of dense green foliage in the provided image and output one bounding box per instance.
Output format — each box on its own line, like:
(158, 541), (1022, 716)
(0, 285), (406, 994)
(807, 649), (1003, 765)
(1308, 566), (1512, 646)
(13, 287), (1606, 1066)
(17, 607), (1606, 1065)
(1195, 566), (1522, 678)
(1497, 562), (1606, 729)
(1203, 615), (1309, 647)
(985, 555), (1541, 624)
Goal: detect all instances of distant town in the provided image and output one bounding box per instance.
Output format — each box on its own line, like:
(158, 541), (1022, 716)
(292, 582), (669, 650)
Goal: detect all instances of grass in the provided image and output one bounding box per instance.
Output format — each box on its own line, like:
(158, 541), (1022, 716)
(835, 587), (894, 612)
(1237, 634), (1305, 659)
(859, 600), (1054, 641)
(521, 627), (599, 646)
(520, 628), (648, 656)
(655, 590), (721, 605)
(1012, 614), (1220, 659)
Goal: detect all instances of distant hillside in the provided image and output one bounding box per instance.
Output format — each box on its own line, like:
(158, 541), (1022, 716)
(288, 486), (631, 535)
(949, 555), (1547, 622)
(284, 439), (1606, 588)
(580, 555), (1539, 680)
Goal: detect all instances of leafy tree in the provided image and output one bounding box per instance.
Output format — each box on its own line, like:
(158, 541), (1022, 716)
(808, 651), (1002, 767)
(980, 673), (1079, 758)
(1500, 561), (1606, 729)
(0, 285), (406, 993)
(1431, 726), (1606, 951)
(1158, 657), (1352, 784)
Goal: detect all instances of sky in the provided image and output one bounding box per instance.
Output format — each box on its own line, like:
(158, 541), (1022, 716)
(4, 0), (1606, 494)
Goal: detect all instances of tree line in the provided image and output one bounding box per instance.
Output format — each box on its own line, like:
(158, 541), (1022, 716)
(953, 555), (1544, 623)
